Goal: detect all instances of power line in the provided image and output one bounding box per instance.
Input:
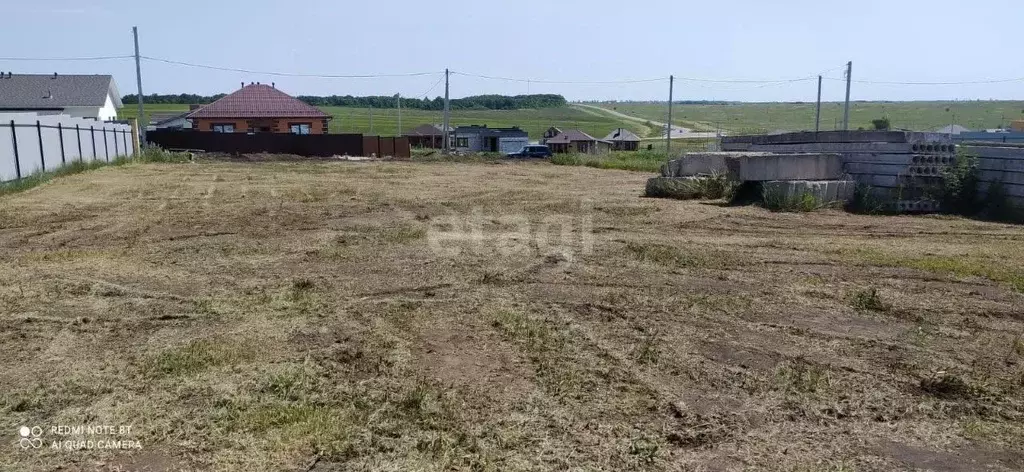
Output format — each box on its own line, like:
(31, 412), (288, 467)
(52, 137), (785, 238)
(0, 55), (133, 61)
(452, 71), (665, 84)
(825, 76), (1024, 85)
(674, 75), (818, 84)
(455, 70), (825, 86)
(140, 56), (439, 78)
(414, 74), (445, 98)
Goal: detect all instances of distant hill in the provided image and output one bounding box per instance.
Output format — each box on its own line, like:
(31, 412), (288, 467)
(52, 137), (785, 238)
(590, 100), (1024, 134)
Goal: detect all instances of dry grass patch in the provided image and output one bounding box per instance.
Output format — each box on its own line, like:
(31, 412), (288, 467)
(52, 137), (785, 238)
(3, 160), (1024, 471)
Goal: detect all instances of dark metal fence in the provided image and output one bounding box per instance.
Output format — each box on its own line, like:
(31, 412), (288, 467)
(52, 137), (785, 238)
(147, 131), (411, 158)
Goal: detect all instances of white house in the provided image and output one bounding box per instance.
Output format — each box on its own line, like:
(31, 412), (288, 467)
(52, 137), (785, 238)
(0, 72), (123, 121)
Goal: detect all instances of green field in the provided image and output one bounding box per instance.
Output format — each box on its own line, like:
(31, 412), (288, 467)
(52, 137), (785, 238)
(592, 101), (1024, 134)
(122, 101), (1024, 138)
(121, 104), (643, 140)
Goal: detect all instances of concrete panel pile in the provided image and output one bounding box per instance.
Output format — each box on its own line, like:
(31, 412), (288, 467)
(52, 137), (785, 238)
(718, 131), (955, 212)
(647, 150), (855, 206)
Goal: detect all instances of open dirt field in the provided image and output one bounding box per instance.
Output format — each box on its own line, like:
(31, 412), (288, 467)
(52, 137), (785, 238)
(2, 159), (1023, 471)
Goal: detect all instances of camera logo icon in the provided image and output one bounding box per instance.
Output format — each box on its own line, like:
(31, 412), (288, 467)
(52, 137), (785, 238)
(19, 426), (43, 449)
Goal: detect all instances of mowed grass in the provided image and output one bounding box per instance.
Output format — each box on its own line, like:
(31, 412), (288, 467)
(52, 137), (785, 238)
(593, 101), (1024, 134)
(121, 104), (643, 139)
(550, 142), (713, 172)
(2, 159), (1024, 471)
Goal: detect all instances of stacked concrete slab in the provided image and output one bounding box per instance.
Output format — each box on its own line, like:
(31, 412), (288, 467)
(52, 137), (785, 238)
(653, 150), (854, 204)
(719, 131), (956, 211)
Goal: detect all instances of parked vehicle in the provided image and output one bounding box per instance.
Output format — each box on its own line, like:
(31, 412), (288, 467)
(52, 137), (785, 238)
(507, 145), (552, 158)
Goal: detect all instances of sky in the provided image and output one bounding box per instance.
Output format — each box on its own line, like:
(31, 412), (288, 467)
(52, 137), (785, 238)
(1, 0), (1022, 103)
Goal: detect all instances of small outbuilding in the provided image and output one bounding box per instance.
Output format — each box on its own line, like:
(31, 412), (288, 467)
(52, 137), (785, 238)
(403, 124), (452, 148)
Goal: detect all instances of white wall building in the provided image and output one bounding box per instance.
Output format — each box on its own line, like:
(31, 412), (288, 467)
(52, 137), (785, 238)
(0, 73), (123, 121)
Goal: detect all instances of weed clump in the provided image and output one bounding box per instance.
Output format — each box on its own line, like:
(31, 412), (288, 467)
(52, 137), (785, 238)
(849, 288), (888, 312)
(762, 189), (826, 212)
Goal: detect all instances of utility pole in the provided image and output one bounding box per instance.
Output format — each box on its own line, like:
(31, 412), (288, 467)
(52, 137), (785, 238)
(666, 75), (674, 156)
(396, 93), (402, 136)
(442, 68), (451, 154)
(842, 61), (852, 131)
(815, 75), (822, 132)
(132, 26), (145, 146)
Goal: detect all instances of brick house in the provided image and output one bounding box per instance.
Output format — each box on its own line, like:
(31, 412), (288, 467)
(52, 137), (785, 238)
(188, 83), (330, 134)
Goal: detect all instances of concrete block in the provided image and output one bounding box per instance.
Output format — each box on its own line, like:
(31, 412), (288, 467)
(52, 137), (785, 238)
(843, 153), (954, 166)
(741, 143), (918, 154)
(978, 158), (1024, 172)
(722, 131), (951, 147)
(667, 152), (843, 181)
(960, 145), (1024, 160)
(844, 163), (909, 176)
(979, 181), (1024, 198)
(668, 152), (773, 176)
(761, 180), (856, 204)
(735, 153), (843, 181)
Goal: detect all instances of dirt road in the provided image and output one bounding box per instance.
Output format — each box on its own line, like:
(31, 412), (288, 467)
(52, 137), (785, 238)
(574, 103), (720, 139)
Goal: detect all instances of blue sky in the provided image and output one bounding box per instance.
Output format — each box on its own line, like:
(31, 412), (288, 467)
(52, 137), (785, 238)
(2, 0), (1021, 102)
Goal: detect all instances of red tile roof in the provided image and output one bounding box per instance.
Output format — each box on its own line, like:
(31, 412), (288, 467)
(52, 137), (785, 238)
(187, 84), (330, 119)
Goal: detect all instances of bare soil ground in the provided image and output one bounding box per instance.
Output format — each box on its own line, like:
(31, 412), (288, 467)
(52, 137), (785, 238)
(2, 159), (1023, 471)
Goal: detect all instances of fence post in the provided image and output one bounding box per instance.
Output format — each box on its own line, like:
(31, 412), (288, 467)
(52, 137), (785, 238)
(36, 120), (46, 171)
(10, 120), (21, 179)
(58, 122), (66, 165)
(103, 127), (110, 161)
(76, 125), (83, 162)
(122, 129), (129, 158)
(114, 127), (120, 158)
(91, 126), (97, 160)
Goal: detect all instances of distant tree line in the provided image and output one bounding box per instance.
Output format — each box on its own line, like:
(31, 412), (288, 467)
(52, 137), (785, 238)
(123, 93), (227, 104)
(122, 93), (566, 110)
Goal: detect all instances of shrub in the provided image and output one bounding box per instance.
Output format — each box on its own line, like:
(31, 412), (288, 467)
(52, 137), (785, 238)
(939, 151), (981, 216)
(846, 184), (890, 214)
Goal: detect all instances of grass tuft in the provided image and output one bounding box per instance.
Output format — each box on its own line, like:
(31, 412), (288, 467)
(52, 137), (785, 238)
(848, 288), (888, 312)
(145, 338), (255, 377)
(774, 360), (834, 395)
(762, 189), (827, 212)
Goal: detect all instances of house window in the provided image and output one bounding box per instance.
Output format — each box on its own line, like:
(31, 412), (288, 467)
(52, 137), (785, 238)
(212, 123), (234, 133)
(455, 137), (469, 148)
(289, 123), (312, 135)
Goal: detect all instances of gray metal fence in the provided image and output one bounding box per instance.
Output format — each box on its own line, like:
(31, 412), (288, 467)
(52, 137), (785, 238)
(0, 113), (135, 182)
